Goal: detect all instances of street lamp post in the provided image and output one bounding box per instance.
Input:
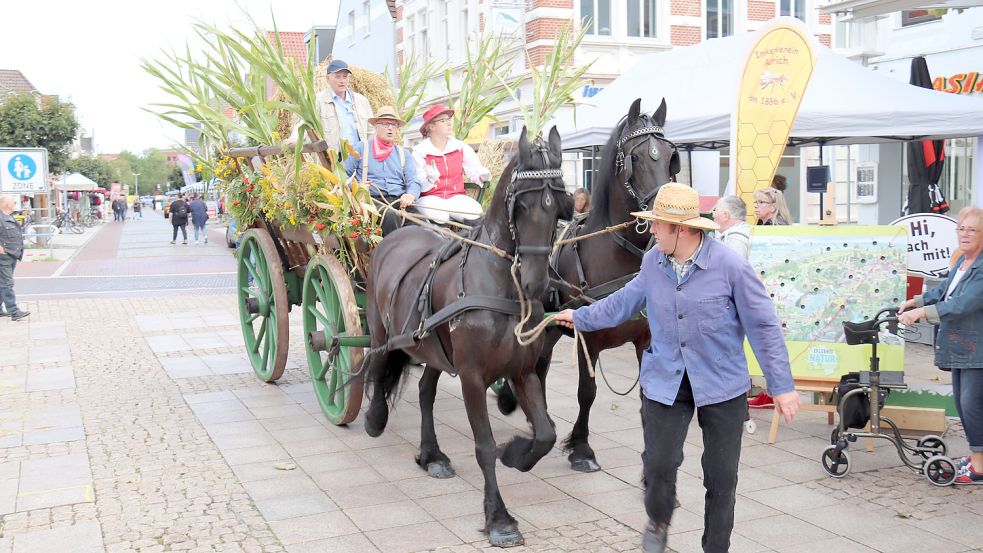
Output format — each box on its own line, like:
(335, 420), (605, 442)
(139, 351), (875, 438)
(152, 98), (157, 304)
(133, 172), (140, 197)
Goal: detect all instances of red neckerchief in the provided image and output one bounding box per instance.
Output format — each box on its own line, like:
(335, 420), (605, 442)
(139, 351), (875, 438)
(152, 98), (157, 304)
(372, 137), (395, 162)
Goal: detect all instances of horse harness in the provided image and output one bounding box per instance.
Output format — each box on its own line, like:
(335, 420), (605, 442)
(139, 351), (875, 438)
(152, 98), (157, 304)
(547, 125), (675, 311)
(382, 147), (564, 374)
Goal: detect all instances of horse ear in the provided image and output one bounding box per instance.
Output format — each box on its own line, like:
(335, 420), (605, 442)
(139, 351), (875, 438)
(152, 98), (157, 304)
(628, 98), (642, 123)
(547, 126), (562, 163)
(653, 98), (668, 127)
(518, 126), (531, 166)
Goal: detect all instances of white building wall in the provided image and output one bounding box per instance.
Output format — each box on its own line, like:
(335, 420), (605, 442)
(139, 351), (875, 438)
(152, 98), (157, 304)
(333, 0), (397, 75)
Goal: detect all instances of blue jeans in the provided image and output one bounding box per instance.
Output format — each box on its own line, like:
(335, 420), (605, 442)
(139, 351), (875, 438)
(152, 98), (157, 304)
(0, 255), (19, 315)
(953, 368), (983, 452)
(641, 373), (745, 553)
(193, 224), (206, 241)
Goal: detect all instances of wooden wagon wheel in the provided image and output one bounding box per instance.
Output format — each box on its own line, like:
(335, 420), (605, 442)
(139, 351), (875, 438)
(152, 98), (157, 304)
(302, 254), (365, 425)
(237, 228), (290, 382)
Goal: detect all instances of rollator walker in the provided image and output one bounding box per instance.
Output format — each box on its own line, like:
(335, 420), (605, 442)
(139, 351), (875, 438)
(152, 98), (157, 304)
(820, 308), (959, 486)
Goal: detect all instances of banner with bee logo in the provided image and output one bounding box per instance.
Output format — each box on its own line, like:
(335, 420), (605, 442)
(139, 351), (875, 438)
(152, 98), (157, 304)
(731, 23), (816, 219)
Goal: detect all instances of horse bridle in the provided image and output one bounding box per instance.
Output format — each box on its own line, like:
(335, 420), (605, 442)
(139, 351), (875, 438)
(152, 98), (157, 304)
(614, 123), (679, 215)
(506, 147), (566, 265)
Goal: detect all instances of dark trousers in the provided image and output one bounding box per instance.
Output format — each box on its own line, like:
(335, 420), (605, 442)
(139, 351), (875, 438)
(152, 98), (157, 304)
(172, 224), (187, 241)
(642, 373), (746, 553)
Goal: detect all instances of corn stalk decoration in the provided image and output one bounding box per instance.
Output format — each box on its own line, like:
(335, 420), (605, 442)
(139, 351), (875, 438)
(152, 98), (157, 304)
(448, 33), (519, 142)
(495, 24), (592, 140)
(142, 20), (387, 274)
(388, 54), (444, 126)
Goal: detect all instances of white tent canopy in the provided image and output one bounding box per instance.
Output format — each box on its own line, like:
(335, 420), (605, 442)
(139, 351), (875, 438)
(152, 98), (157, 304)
(556, 17), (983, 150)
(53, 172), (99, 191)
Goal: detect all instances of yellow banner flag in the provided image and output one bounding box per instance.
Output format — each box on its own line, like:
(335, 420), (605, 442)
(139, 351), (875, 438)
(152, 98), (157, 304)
(464, 115), (496, 145)
(732, 24), (816, 220)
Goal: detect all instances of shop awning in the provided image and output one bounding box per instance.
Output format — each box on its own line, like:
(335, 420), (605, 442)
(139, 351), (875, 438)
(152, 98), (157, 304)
(554, 17), (983, 150)
(821, 0), (983, 19)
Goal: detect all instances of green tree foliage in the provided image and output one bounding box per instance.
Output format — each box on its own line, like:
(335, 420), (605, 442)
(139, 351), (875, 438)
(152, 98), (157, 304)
(65, 156), (115, 187)
(0, 93), (79, 173)
(166, 166), (185, 191)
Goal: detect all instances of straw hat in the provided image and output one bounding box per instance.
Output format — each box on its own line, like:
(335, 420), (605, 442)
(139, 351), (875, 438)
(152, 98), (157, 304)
(631, 183), (720, 231)
(368, 106), (405, 126)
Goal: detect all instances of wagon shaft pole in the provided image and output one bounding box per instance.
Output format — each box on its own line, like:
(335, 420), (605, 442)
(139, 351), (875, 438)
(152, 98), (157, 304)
(225, 139), (330, 160)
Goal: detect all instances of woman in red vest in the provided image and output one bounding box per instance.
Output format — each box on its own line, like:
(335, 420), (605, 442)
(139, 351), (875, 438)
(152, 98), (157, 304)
(412, 104), (491, 224)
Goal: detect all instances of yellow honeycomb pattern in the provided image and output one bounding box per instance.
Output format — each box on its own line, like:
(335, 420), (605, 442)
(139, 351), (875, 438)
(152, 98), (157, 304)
(733, 24), (816, 220)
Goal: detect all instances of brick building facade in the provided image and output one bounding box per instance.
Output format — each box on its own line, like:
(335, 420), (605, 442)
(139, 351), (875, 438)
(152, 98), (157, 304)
(393, 0), (832, 143)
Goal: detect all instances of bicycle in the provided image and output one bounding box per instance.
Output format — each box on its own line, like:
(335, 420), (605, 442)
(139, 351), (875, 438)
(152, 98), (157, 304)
(53, 209), (83, 234)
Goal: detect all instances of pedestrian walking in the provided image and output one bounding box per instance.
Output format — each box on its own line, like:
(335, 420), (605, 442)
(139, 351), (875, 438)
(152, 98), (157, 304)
(189, 195), (208, 244)
(133, 197), (143, 219)
(111, 197), (122, 222)
(169, 193), (190, 245)
(0, 195), (29, 321)
(554, 183), (799, 553)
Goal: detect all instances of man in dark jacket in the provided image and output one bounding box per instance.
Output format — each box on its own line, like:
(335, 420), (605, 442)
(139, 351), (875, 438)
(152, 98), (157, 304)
(169, 194), (190, 245)
(0, 195), (29, 320)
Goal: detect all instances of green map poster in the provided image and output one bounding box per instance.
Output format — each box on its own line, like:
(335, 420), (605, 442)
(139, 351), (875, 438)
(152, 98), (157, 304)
(744, 226), (907, 379)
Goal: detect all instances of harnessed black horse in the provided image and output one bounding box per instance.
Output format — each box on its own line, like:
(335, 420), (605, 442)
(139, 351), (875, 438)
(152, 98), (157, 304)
(361, 126), (573, 548)
(499, 98), (681, 472)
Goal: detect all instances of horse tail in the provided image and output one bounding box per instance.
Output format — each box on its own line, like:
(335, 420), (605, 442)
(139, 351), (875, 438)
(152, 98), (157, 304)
(364, 347), (411, 408)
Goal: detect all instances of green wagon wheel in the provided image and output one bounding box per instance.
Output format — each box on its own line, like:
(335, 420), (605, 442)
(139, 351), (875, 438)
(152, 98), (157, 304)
(302, 255), (365, 425)
(236, 228), (290, 382)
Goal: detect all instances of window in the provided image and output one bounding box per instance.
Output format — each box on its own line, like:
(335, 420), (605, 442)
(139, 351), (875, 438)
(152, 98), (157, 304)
(438, 2), (450, 61)
(780, 0), (806, 21)
(901, 9), (941, 26)
(706, 0), (732, 39)
(581, 0), (612, 36)
(348, 10), (356, 44)
(363, 0), (371, 35)
(417, 10), (430, 59)
(627, 0), (658, 38)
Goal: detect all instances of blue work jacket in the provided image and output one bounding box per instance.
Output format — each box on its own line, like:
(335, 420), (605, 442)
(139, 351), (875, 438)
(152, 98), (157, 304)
(573, 237), (795, 407)
(349, 145), (422, 199)
(918, 253), (983, 369)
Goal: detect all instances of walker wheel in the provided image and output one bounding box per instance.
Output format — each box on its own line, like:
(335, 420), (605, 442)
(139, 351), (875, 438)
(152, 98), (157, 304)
(821, 445), (851, 478)
(923, 455), (957, 487)
(916, 435), (947, 459)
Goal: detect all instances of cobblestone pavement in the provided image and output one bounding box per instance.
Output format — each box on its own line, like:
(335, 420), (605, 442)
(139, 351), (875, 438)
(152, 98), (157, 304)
(1, 292), (981, 553)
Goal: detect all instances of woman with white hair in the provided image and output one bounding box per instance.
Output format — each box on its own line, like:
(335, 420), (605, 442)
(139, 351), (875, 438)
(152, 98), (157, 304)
(712, 195), (752, 259)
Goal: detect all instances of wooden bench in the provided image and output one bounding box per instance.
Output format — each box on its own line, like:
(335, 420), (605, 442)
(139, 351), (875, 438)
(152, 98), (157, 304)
(767, 378), (948, 449)
(768, 378), (839, 445)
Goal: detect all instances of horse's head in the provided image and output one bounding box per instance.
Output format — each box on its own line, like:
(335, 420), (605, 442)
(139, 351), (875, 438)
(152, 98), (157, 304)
(614, 98), (679, 213)
(505, 126), (572, 298)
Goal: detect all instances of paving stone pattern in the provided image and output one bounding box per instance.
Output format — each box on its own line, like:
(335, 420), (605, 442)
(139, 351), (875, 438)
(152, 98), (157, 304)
(1, 295), (981, 553)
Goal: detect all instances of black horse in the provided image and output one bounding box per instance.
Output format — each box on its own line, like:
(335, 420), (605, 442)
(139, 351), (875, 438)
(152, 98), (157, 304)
(362, 127), (573, 548)
(499, 98), (679, 472)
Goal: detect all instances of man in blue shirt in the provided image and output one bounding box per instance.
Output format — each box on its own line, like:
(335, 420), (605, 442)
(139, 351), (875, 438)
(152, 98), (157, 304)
(350, 106), (423, 235)
(555, 183), (799, 553)
(290, 59), (372, 152)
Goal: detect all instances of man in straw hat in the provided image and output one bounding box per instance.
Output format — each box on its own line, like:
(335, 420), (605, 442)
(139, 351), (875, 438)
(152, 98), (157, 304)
(555, 183), (799, 553)
(349, 106), (423, 235)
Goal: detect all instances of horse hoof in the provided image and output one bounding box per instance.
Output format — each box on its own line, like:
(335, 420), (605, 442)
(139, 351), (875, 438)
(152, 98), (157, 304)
(488, 528), (524, 548)
(570, 458), (601, 473)
(427, 462), (455, 479)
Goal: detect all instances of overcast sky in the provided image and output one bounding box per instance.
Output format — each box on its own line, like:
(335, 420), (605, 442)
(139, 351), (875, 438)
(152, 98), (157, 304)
(1, 0), (339, 154)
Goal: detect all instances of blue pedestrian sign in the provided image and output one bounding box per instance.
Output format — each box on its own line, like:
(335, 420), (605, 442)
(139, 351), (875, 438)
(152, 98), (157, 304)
(0, 148), (48, 193)
(8, 154), (37, 180)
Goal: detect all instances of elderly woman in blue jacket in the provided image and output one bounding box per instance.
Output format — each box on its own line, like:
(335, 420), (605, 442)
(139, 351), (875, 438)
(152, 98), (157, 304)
(900, 206), (983, 485)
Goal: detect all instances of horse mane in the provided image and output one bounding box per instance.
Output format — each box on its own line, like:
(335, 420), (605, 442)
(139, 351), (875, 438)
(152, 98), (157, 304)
(583, 116), (630, 232)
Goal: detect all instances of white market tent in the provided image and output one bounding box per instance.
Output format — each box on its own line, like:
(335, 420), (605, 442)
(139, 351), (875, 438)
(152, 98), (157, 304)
(556, 17), (983, 150)
(53, 172), (99, 191)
